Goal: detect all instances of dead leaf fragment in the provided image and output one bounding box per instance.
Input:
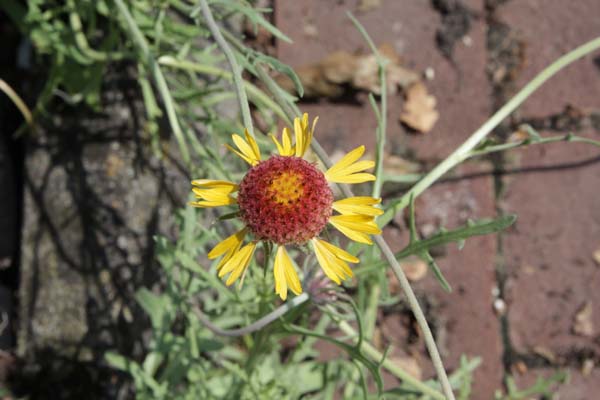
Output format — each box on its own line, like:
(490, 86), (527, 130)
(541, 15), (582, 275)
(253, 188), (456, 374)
(382, 153), (421, 176)
(593, 248), (600, 266)
(105, 153), (124, 177)
(389, 356), (422, 379)
(573, 301), (594, 337)
(303, 22), (318, 38)
(582, 358), (595, 376)
(275, 44), (419, 97)
(533, 346), (556, 363)
(387, 255), (427, 291)
(514, 361), (528, 375)
(353, 44), (419, 95)
(401, 256), (428, 281)
(357, 0), (381, 13)
(400, 82), (439, 133)
(321, 51), (359, 84)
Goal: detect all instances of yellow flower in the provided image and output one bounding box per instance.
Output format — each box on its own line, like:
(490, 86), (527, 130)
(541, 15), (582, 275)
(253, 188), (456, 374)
(191, 113), (382, 300)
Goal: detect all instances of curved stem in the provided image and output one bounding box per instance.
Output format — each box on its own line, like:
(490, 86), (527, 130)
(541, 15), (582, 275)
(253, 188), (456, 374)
(346, 12), (387, 199)
(338, 321), (446, 400)
(198, 0), (254, 137)
(114, 0), (191, 164)
(0, 79), (33, 127)
(192, 293), (309, 337)
(67, 0), (127, 62)
(255, 65), (455, 399)
(380, 36), (600, 226)
(158, 56), (289, 122)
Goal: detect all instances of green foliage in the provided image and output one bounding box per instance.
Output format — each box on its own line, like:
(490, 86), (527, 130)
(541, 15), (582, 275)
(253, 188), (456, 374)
(7, 1), (593, 399)
(494, 371), (568, 400)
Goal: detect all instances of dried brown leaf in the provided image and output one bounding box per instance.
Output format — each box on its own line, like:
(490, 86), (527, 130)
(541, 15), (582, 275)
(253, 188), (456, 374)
(387, 255), (428, 290)
(357, 0), (381, 13)
(321, 51), (359, 84)
(400, 82), (439, 133)
(573, 301), (594, 337)
(275, 44), (420, 98)
(383, 154), (421, 176)
(389, 356), (422, 379)
(593, 248), (600, 265)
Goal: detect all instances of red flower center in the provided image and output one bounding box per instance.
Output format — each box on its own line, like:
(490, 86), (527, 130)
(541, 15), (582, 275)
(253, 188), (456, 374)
(238, 156), (333, 245)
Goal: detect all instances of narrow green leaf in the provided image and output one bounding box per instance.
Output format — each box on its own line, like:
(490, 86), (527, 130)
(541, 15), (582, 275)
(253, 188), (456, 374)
(283, 323), (384, 396)
(355, 215), (517, 275)
(421, 251), (452, 292)
(255, 55), (304, 97)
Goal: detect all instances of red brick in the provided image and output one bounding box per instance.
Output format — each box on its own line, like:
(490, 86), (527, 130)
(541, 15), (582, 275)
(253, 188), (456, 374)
(503, 141), (600, 356)
(495, 0), (600, 117)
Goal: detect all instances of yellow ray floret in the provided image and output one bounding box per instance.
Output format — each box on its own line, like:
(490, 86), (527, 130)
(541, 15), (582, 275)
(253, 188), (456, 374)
(190, 179), (238, 207)
(218, 242), (257, 286)
(225, 129), (262, 166)
(324, 145), (376, 183)
(311, 238), (358, 285)
(294, 113), (318, 157)
(329, 214), (382, 245)
(273, 246), (302, 300)
(270, 127), (295, 156)
(208, 228), (247, 270)
(332, 197), (384, 216)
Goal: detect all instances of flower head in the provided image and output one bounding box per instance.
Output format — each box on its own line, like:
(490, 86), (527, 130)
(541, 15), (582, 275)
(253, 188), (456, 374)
(191, 114), (383, 300)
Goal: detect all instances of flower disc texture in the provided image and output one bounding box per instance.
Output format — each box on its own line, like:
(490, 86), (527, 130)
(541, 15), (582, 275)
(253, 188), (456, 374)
(190, 113), (383, 300)
(238, 156), (333, 245)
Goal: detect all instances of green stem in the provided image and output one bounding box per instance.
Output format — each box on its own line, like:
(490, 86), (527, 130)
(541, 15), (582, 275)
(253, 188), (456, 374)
(347, 12), (387, 199)
(158, 56), (289, 122)
(468, 133), (600, 157)
(338, 321), (446, 400)
(191, 292), (309, 337)
(380, 132), (600, 188)
(380, 36), (600, 226)
(114, 0), (191, 164)
(255, 65), (296, 125)
(67, 0), (127, 62)
(255, 60), (456, 400)
(363, 283), (380, 340)
(0, 79), (33, 127)
(197, 0), (254, 137)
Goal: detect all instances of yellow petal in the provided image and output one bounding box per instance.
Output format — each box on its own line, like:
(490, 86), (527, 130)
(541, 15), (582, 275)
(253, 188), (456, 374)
(227, 131), (261, 166)
(329, 215), (381, 245)
(332, 197), (384, 216)
(224, 144), (255, 166)
(244, 129), (261, 161)
(190, 179), (238, 207)
(313, 238), (353, 284)
(329, 173), (376, 184)
(208, 228), (247, 259)
(270, 128), (295, 156)
(274, 246), (302, 301)
(325, 146), (376, 183)
(274, 251), (287, 300)
(293, 113), (316, 157)
(294, 117), (304, 157)
(312, 239), (354, 285)
(191, 180), (238, 193)
(216, 241), (242, 271)
(218, 242), (256, 286)
(189, 199), (236, 208)
(325, 145), (365, 175)
(282, 127), (294, 156)
(192, 188), (236, 202)
(317, 240), (359, 263)
(270, 134), (285, 155)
